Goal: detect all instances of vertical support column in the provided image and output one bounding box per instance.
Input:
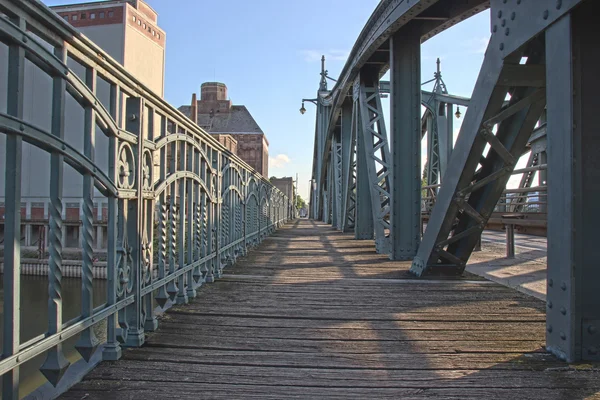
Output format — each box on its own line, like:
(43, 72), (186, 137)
(446, 102), (454, 167)
(546, 3), (600, 362)
(340, 99), (354, 232)
(3, 16), (24, 400)
(354, 93), (373, 240)
(39, 43), (70, 385)
(390, 30), (421, 260)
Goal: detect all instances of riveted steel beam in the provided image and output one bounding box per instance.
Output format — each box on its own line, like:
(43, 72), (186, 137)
(389, 30), (422, 260)
(546, 1), (600, 362)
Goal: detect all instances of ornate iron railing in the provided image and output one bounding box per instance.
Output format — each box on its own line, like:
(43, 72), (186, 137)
(0, 1), (291, 398)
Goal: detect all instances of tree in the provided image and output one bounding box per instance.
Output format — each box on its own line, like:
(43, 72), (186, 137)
(295, 195), (306, 210)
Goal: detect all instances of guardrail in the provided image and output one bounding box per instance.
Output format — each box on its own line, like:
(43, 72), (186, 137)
(0, 1), (292, 398)
(422, 165), (548, 239)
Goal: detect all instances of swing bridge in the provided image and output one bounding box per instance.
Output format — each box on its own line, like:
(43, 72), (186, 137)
(0, 0), (599, 399)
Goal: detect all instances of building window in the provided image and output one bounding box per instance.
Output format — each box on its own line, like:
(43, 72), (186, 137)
(99, 11), (105, 18)
(137, 19), (141, 25)
(90, 12), (95, 19)
(108, 10), (114, 18)
(63, 15), (69, 21)
(72, 14), (78, 21)
(157, 33), (161, 39)
(81, 13), (86, 19)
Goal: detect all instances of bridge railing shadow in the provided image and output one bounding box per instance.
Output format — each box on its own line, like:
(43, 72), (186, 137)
(214, 219), (596, 399)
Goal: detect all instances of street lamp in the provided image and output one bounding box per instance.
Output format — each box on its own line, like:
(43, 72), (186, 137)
(299, 98), (317, 115)
(455, 106), (462, 119)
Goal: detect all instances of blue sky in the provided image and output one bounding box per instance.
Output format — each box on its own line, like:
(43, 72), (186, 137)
(43, 0), (499, 200)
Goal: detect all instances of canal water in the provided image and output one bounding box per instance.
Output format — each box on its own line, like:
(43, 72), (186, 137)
(0, 275), (107, 398)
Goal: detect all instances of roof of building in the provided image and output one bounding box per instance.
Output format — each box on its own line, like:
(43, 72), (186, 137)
(179, 105), (268, 141)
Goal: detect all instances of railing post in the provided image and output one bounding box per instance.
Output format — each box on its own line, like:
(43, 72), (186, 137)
(123, 96), (145, 347)
(2, 15), (25, 400)
(176, 138), (188, 305)
(103, 84), (122, 361)
(39, 43), (70, 385)
(75, 66), (100, 360)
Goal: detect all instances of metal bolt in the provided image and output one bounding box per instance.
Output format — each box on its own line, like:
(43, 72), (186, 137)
(501, 19), (506, 27)
(560, 307), (567, 315)
(547, 301), (552, 309)
(517, 0), (521, 3)
(556, 0), (562, 9)
(493, 25), (497, 33)
(547, 325), (553, 333)
(20, 124), (25, 131)
(129, 114), (137, 121)
(505, 28), (510, 36)
(560, 332), (566, 340)
(511, 12), (516, 20)
(62, 144), (66, 150)
(500, 43), (505, 51)
(548, 278), (553, 287)
(543, 10), (549, 20)
(561, 282), (567, 291)
(588, 325), (597, 335)
(497, 10), (502, 18)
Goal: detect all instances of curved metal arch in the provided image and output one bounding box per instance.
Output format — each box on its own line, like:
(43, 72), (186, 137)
(259, 183), (269, 200)
(0, 113), (118, 197)
(246, 191), (259, 205)
(154, 134), (215, 174)
(223, 185), (244, 203)
(222, 162), (244, 184)
(315, 0), (489, 191)
(246, 174), (260, 191)
(154, 171), (214, 202)
(0, 17), (136, 144)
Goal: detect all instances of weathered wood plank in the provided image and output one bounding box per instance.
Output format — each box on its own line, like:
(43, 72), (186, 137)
(59, 220), (600, 400)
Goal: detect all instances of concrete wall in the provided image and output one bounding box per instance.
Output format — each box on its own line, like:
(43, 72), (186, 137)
(77, 23), (125, 64)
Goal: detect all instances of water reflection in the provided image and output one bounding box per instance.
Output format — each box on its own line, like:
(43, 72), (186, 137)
(0, 275), (107, 398)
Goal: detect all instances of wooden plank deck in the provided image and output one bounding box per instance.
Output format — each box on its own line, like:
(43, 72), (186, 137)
(60, 220), (600, 399)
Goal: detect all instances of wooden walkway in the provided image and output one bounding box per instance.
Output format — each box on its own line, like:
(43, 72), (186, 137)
(61, 220), (600, 399)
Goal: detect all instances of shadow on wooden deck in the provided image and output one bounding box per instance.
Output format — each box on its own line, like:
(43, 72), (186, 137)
(58, 219), (600, 399)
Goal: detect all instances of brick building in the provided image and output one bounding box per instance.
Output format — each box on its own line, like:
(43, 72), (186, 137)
(179, 83), (269, 177)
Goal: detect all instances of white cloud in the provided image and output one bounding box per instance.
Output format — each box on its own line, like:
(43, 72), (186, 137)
(269, 154), (291, 169)
(299, 49), (349, 63)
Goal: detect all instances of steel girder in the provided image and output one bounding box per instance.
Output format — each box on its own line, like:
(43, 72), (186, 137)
(411, 11), (554, 275)
(545, 0), (600, 363)
(340, 99), (357, 233)
(355, 71), (392, 253)
(389, 31), (422, 260)
(332, 134), (343, 230)
(353, 84), (374, 240)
